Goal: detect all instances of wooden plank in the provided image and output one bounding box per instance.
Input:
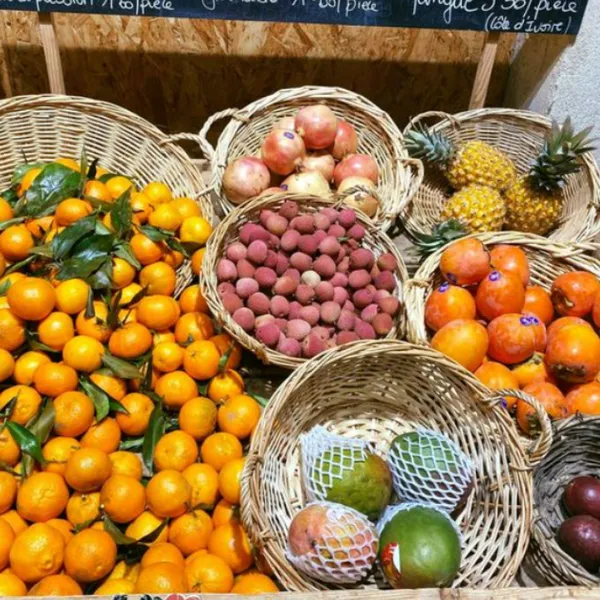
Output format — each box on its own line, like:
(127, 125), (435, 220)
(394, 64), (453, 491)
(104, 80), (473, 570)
(37, 12), (65, 94)
(469, 32), (501, 110)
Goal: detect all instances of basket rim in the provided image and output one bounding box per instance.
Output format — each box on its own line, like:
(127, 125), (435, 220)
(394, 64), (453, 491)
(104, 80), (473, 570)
(200, 191), (408, 370)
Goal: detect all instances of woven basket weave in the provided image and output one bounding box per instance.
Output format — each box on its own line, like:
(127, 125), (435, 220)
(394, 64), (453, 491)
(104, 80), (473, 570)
(193, 86), (422, 231)
(201, 191), (407, 370)
(401, 109), (600, 243)
(0, 94), (214, 295)
(531, 415), (600, 586)
(240, 339), (552, 592)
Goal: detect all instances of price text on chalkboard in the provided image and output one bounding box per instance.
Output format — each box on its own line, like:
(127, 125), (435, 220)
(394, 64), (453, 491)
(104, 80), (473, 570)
(0, 0), (589, 34)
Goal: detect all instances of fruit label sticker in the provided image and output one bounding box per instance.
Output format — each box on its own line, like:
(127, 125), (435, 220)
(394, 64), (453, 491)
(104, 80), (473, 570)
(0, 0), (588, 34)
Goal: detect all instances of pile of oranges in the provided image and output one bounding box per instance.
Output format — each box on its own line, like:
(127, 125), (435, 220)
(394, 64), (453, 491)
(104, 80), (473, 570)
(426, 238), (600, 435)
(0, 157), (278, 596)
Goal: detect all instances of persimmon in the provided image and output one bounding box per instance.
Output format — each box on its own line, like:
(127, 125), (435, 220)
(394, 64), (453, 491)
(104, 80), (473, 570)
(490, 244), (530, 287)
(551, 271), (600, 317)
(474, 361), (519, 410)
(475, 270), (525, 321)
(512, 353), (554, 387)
(547, 316), (592, 340)
(424, 283), (476, 332)
(566, 382), (600, 416)
(487, 313), (536, 365)
(523, 286), (554, 325)
(430, 319), (488, 372)
(545, 323), (600, 383)
(517, 381), (568, 435)
(439, 238), (490, 287)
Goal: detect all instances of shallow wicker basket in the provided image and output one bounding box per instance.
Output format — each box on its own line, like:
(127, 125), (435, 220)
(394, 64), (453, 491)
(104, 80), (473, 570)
(240, 339), (552, 592)
(406, 232), (600, 344)
(0, 94), (215, 295)
(195, 85), (422, 231)
(531, 416), (600, 586)
(401, 109), (600, 243)
(202, 192), (407, 370)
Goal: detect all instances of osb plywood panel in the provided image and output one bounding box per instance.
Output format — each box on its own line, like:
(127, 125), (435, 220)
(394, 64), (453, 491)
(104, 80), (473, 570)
(0, 12), (515, 145)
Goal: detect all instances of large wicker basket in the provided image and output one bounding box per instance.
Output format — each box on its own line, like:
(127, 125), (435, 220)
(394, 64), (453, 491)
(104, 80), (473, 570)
(201, 192), (408, 370)
(240, 339), (552, 592)
(401, 109), (600, 243)
(195, 86), (422, 231)
(531, 415), (600, 586)
(0, 94), (215, 295)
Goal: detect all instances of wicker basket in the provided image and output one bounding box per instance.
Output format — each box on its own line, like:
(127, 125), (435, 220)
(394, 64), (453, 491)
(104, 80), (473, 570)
(193, 86), (422, 231)
(531, 415), (600, 586)
(240, 339), (552, 592)
(401, 109), (600, 243)
(201, 191), (408, 370)
(406, 232), (600, 345)
(0, 94), (215, 295)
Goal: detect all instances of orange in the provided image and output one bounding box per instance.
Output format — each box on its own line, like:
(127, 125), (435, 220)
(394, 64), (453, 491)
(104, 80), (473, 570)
(0, 348), (14, 382)
(100, 474), (146, 524)
(106, 175), (135, 199)
(55, 157), (80, 170)
(153, 341), (185, 373)
(0, 225), (34, 262)
(108, 322), (152, 359)
(146, 470), (191, 518)
(213, 499), (237, 527)
(137, 295), (181, 330)
(218, 457), (245, 505)
(211, 335), (242, 370)
(90, 371), (127, 401)
(155, 370), (198, 409)
(66, 492), (101, 527)
(54, 198), (93, 226)
(141, 542), (185, 570)
(119, 283), (143, 307)
(217, 395), (261, 440)
(53, 391), (95, 437)
(185, 548), (208, 567)
(109, 451), (143, 480)
(183, 340), (221, 381)
(107, 559), (141, 582)
(44, 226), (65, 243)
(0, 272), (24, 288)
(200, 432), (243, 472)
(64, 447), (112, 493)
(116, 392), (154, 436)
(94, 578), (136, 595)
(163, 247), (185, 268)
(125, 511), (169, 544)
(118, 307), (137, 324)
(29, 573), (82, 596)
(7, 277), (55, 321)
(17, 472), (69, 522)
(175, 312), (215, 344)
(143, 181), (173, 205)
(81, 417), (121, 453)
(0, 429), (20, 467)
(139, 261), (177, 296)
(171, 197), (202, 219)
(183, 462), (220, 509)
(75, 301), (111, 342)
(83, 179), (111, 203)
(185, 552), (233, 594)
(46, 519), (74, 545)
(154, 430), (198, 472)
(0, 510), (27, 536)
(208, 370), (244, 403)
(37, 311), (75, 350)
(135, 561), (187, 594)
(26, 215), (55, 240)
(179, 284), (209, 314)
(17, 166), (43, 195)
(42, 437), (81, 476)
(130, 191), (153, 224)
(130, 233), (163, 265)
(112, 257), (136, 289)
(32, 363), (78, 397)
(0, 518), (13, 569)
(232, 572), (279, 594)
(169, 509), (213, 556)
(180, 216), (213, 244)
(62, 335), (104, 372)
(154, 330), (176, 346)
(0, 571), (27, 596)
(148, 203), (183, 231)
(0, 198), (14, 221)
(0, 254), (4, 279)
(10, 523), (64, 583)
(64, 529), (117, 582)
(179, 397), (217, 440)
(0, 472), (17, 514)
(208, 522), (253, 574)
(0, 385), (42, 425)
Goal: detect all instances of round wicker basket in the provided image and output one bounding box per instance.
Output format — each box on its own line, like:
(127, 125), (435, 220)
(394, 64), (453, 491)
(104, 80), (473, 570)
(0, 94), (214, 295)
(531, 415), (600, 586)
(195, 85), (422, 231)
(401, 109), (600, 243)
(240, 339), (552, 592)
(201, 191), (407, 370)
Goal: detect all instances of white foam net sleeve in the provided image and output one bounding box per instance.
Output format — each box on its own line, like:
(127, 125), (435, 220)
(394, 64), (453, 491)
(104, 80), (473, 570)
(386, 429), (474, 514)
(300, 425), (375, 503)
(286, 501), (379, 584)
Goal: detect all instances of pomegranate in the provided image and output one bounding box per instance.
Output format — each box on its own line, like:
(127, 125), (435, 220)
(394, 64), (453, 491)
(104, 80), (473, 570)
(276, 116), (296, 131)
(337, 176), (379, 217)
(295, 105), (338, 150)
(334, 154), (379, 187)
(222, 156), (271, 205)
(261, 129), (306, 175)
(330, 120), (358, 160)
(281, 171), (331, 197)
(258, 186), (284, 197)
(300, 152), (336, 182)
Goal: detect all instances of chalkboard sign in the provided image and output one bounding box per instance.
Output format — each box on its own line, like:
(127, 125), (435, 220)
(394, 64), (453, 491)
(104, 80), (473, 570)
(0, 0), (589, 34)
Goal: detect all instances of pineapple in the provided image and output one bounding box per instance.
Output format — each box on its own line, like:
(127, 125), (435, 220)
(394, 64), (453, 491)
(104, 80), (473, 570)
(504, 118), (595, 235)
(405, 124), (517, 192)
(441, 184), (506, 233)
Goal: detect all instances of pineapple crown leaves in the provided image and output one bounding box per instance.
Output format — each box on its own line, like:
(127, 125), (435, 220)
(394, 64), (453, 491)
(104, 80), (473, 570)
(530, 117), (596, 193)
(404, 123), (454, 167)
(414, 219), (467, 256)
